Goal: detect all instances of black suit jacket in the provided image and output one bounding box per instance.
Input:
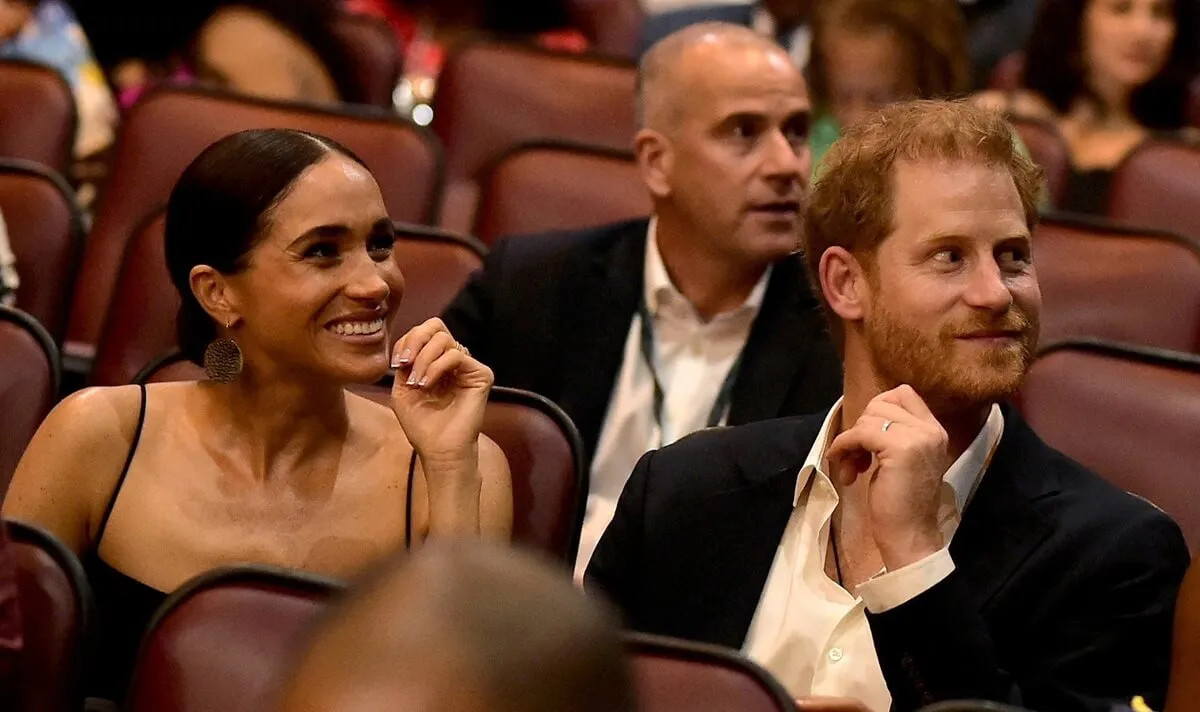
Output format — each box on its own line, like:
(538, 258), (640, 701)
(586, 407), (1189, 712)
(441, 218), (843, 465)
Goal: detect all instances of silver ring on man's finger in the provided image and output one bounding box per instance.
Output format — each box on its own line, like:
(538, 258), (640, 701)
(881, 419), (894, 433)
(455, 342), (470, 356)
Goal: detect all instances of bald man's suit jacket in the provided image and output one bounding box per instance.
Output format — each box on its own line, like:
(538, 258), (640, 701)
(440, 218), (843, 469)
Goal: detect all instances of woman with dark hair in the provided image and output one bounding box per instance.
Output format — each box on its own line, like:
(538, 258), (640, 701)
(807, 0), (974, 168)
(2, 128), (512, 705)
(976, 0), (1199, 214)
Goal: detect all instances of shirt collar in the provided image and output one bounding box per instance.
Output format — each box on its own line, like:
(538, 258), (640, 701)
(643, 216), (772, 320)
(793, 398), (1005, 514)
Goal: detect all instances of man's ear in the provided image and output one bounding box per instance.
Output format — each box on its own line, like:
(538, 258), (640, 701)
(189, 265), (243, 328)
(634, 128), (672, 200)
(819, 246), (872, 324)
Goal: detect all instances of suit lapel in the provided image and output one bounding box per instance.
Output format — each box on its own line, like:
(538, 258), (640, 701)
(950, 407), (1059, 611)
(728, 255), (829, 424)
(664, 416), (824, 649)
(556, 220), (647, 460)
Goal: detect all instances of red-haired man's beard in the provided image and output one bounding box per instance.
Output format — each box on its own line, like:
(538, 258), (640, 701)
(864, 296), (1038, 416)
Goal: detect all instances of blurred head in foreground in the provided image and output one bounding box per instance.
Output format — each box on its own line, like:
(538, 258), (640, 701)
(276, 542), (636, 712)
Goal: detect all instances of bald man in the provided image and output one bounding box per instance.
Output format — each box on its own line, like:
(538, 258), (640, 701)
(275, 543), (635, 712)
(442, 23), (842, 578)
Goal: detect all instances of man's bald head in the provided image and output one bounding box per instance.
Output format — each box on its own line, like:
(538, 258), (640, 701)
(276, 543), (635, 712)
(636, 22), (800, 131)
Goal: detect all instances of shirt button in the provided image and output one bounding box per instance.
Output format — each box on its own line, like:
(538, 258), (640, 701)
(828, 647), (843, 663)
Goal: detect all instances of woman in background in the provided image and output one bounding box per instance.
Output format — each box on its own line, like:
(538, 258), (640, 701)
(976, 0), (1198, 214)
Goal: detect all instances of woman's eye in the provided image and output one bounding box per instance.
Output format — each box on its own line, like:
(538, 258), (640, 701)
(304, 242), (338, 259)
(367, 236), (395, 259)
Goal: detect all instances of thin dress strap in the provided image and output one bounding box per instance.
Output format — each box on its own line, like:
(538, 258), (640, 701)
(404, 448), (417, 551)
(93, 384), (148, 550)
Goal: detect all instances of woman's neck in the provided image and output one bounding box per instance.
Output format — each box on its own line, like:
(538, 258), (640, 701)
(1072, 77), (1139, 128)
(203, 368), (352, 483)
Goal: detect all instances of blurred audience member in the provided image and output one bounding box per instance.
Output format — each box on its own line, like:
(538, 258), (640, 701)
(0, 0), (116, 157)
(2, 128), (512, 705)
(587, 100), (1188, 711)
(640, 0), (1042, 90)
(976, 0), (1200, 214)
(1165, 559), (1200, 712)
(442, 22), (842, 580)
(67, 0), (353, 107)
(0, 210), (16, 307)
(807, 0), (971, 166)
(276, 542), (635, 712)
(640, 0), (814, 68)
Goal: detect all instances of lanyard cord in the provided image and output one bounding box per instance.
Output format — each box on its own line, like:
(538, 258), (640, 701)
(636, 299), (744, 448)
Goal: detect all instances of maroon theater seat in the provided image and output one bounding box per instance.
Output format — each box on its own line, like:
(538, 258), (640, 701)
(1020, 340), (1200, 549)
(125, 565), (341, 712)
(473, 141), (649, 244)
(0, 307), (58, 497)
(0, 160), (84, 342)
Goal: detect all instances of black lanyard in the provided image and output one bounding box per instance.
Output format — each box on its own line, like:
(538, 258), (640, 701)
(637, 298), (745, 447)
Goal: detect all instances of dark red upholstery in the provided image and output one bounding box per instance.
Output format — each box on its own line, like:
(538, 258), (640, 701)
(629, 633), (850, 712)
(125, 565), (341, 712)
(1107, 140), (1200, 242)
(0, 160), (83, 342)
(0, 308), (58, 497)
(431, 41), (636, 231)
(390, 224), (486, 337)
(1009, 116), (1070, 207)
(347, 383), (586, 561)
(329, 12), (403, 107)
(1019, 341), (1200, 549)
(986, 52), (1025, 91)
(567, 0), (646, 59)
(479, 387), (586, 561)
(90, 212), (174, 386)
(92, 218), (480, 386)
(65, 86), (444, 363)
(473, 141), (650, 244)
(0, 61), (75, 174)
(1033, 214), (1200, 353)
(6, 518), (92, 712)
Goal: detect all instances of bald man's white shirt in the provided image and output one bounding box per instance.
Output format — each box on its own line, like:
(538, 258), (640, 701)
(573, 218), (769, 582)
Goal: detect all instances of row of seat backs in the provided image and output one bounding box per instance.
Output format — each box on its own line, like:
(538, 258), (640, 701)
(5, 517), (828, 712)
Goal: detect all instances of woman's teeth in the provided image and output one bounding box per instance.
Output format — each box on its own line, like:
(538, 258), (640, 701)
(329, 318), (385, 336)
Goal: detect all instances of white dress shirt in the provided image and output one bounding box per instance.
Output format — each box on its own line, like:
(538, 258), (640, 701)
(742, 399), (1005, 710)
(574, 219), (771, 580)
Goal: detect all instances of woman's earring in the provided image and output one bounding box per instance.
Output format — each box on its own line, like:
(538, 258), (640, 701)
(203, 320), (243, 383)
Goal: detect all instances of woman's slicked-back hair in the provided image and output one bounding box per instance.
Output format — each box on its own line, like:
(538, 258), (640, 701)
(164, 128), (367, 365)
(1023, 0), (1199, 129)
